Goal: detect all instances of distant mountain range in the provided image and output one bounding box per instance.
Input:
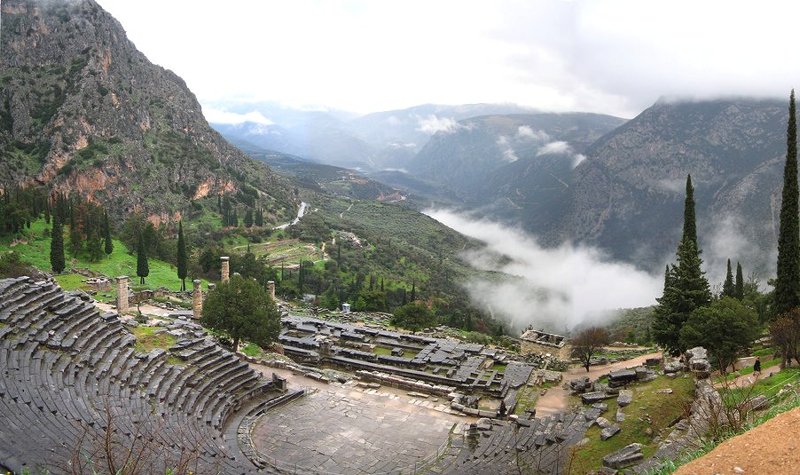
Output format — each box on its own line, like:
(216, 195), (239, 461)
(216, 98), (792, 274)
(209, 102), (535, 171)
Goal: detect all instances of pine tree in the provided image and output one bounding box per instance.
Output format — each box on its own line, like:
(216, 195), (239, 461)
(136, 234), (149, 285)
(177, 221), (187, 291)
(50, 215), (65, 274)
(775, 89), (800, 315)
(103, 211), (113, 255)
(652, 175), (711, 354)
(722, 259), (735, 298)
(735, 261), (744, 300)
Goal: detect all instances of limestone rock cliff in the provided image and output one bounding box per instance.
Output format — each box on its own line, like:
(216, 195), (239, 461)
(0, 0), (295, 223)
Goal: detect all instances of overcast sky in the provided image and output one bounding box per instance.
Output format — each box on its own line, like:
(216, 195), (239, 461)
(96, 0), (800, 118)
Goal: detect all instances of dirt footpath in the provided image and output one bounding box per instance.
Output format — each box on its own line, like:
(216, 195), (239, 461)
(535, 351), (662, 416)
(675, 407), (800, 475)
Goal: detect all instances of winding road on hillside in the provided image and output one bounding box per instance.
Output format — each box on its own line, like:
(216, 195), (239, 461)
(534, 351), (663, 416)
(274, 201), (308, 230)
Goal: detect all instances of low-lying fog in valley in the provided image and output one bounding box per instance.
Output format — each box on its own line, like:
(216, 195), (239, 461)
(427, 209), (666, 334)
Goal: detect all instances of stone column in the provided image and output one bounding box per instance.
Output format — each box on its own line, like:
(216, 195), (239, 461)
(192, 279), (203, 319)
(116, 276), (129, 314)
(267, 281), (276, 301)
(220, 256), (230, 283)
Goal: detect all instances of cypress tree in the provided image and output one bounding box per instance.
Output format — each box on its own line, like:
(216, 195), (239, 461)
(683, 175), (697, 247)
(103, 211), (113, 255)
(136, 234), (149, 285)
(722, 259), (735, 298)
(410, 282), (416, 301)
(50, 215), (65, 274)
(177, 221), (187, 291)
(735, 262), (744, 300)
(775, 89), (800, 315)
(652, 175), (711, 354)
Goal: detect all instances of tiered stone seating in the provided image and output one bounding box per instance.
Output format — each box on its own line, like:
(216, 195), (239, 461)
(0, 277), (286, 474)
(428, 411), (591, 475)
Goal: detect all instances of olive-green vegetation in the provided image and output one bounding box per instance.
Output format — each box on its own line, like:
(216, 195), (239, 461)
(680, 297), (760, 374)
(201, 275), (281, 350)
(131, 326), (176, 353)
(567, 376), (695, 475)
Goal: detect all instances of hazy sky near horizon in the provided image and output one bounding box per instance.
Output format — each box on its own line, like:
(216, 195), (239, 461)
(97, 0), (800, 118)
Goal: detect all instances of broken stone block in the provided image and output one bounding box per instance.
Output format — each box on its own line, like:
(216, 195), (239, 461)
(663, 360), (684, 374)
(581, 391), (612, 404)
(600, 424), (621, 440)
(591, 402), (608, 412)
(602, 442), (644, 469)
(615, 408), (625, 423)
(476, 418), (492, 431)
(747, 395), (769, 411)
(569, 376), (591, 393)
(616, 390), (633, 407)
(596, 416), (612, 429)
(608, 369), (637, 388)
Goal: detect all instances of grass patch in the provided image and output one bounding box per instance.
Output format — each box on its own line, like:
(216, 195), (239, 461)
(167, 355), (185, 366)
(568, 375), (695, 474)
(242, 342), (264, 358)
(54, 273), (90, 291)
(131, 326), (177, 353)
(0, 218), (209, 298)
(514, 385), (539, 415)
(373, 346), (393, 356)
(753, 347), (776, 358)
(492, 363), (508, 373)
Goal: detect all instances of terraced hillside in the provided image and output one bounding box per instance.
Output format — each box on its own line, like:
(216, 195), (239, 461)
(0, 276), (298, 474)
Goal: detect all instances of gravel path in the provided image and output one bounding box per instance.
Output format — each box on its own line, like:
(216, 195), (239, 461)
(675, 407), (800, 475)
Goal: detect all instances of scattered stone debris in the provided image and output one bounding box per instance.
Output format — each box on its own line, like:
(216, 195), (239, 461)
(596, 416), (613, 429)
(570, 376), (592, 393)
(663, 360), (685, 374)
(581, 391), (614, 404)
(603, 443), (644, 469)
(615, 408), (625, 423)
(608, 368), (638, 387)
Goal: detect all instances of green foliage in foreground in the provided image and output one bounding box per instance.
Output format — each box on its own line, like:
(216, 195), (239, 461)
(680, 297), (759, 373)
(201, 275), (281, 350)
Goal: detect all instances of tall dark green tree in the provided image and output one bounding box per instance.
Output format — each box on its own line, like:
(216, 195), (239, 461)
(103, 211), (113, 255)
(136, 234), (149, 285)
(177, 221), (188, 291)
(683, 175), (697, 247)
(652, 174), (711, 354)
(50, 215), (65, 274)
(722, 259), (735, 298)
(775, 89), (800, 315)
(735, 261), (744, 300)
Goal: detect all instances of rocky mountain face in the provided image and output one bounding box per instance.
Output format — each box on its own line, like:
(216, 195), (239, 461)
(0, 0), (295, 224)
(558, 99), (788, 271)
(406, 113), (626, 202)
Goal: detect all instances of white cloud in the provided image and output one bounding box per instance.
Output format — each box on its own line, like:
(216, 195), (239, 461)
(536, 141), (572, 156)
(203, 107), (274, 125)
(516, 126), (550, 141)
(572, 153), (587, 168)
(426, 209), (663, 332)
(415, 115), (463, 134)
(496, 135), (519, 162)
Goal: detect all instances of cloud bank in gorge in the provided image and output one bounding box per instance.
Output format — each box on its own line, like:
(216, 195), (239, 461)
(427, 209), (663, 332)
(415, 115), (464, 135)
(204, 108), (274, 125)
